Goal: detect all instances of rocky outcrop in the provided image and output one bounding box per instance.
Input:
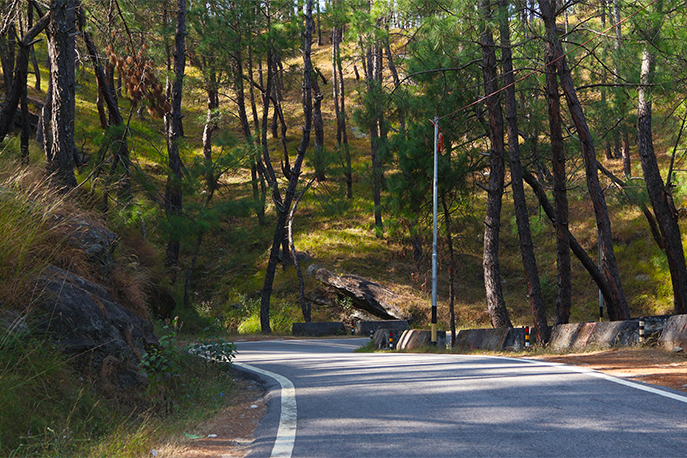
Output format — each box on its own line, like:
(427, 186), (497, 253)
(314, 268), (410, 321)
(29, 266), (157, 387)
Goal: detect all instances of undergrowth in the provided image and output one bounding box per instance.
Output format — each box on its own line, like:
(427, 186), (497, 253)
(0, 319), (239, 457)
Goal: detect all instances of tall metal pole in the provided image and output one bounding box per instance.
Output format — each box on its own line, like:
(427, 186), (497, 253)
(431, 116), (439, 344)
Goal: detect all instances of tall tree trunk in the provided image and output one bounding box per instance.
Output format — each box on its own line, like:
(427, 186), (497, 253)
(522, 169), (615, 307)
(0, 24), (16, 93)
(538, 0), (629, 320)
(441, 193), (456, 345)
(480, 0), (511, 329)
(312, 72), (325, 181)
(27, 3), (40, 91)
(332, 26), (352, 198)
(36, 77), (51, 152)
(636, 4), (687, 314)
(79, 3), (132, 208)
(46, 0), (77, 188)
(247, 42), (267, 225)
(0, 13), (49, 141)
(289, 178), (316, 322)
(613, 0), (632, 177)
(261, 0), (314, 333)
(499, 0), (547, 342)
(367, 39), (384, 235)
(164, 0), (187, 282)
(543, 8), (571, 325)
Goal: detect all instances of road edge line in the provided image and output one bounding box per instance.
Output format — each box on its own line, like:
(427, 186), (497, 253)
(235, 362), (297, 458)
(517, 357), (687, 404)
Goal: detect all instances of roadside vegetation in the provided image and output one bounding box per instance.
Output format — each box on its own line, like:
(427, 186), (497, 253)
(1, 0), (686, 454)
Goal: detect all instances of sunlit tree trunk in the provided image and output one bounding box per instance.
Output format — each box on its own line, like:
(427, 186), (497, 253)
(538, 0), (629, 320)
(499, 0), (546, 342)
(636, 1), (687, 315)
(164, 0), (187, 282)
(46, 0), (77, 189)
(480, 0), (511, 329)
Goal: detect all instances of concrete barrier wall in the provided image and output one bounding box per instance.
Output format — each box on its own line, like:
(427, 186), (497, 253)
(292, 322), (347, 337)
(397, 330), (447, 350)
(452, 327), (528, 352)
(354, 320), (409, 337)
(658, 314), (687, 350)
(372, 328), (405, 350)
(452, 318), (662, 353)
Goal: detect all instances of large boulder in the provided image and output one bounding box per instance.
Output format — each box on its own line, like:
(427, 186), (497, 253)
(314, 268), (410, 321)
(29, 266), (157, 387)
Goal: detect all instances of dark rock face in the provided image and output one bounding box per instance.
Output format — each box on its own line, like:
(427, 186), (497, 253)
(62, 217), (118, 273)
(314, 268), (410, 321)
(30, 266), (157, 387)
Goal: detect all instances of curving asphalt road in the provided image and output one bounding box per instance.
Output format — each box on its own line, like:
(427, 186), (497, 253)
(235, 338), (687, 458)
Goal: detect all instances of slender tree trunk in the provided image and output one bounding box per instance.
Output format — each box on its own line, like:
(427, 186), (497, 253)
(441, 193), (456, 345)
(20, 72), (29, 163)
(261, 0), (314, 333)
(480, 0), (511, 329)
(636, 7), (687, 314)
(28, 3), (40, 92)
(613, 0), (632, 177)
(289, 178), (316, 322)
(522, 169), (615, 307)
(0, 24), (15, 92)
(312, 73), (325, 181)
(333, 26), (352, 198)
(247, 42), (267, 225)
(538, 0), (629, 320)
(0, 13), (49, 140)
(36, 77), (51, 151)
(164, 0), (187, 282)
(543, 9), (571, 325)
(367, 38), (384, 234)
(499, 1), (547, 342)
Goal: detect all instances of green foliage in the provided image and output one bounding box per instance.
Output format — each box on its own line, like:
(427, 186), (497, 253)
(140, 320), (237, 407)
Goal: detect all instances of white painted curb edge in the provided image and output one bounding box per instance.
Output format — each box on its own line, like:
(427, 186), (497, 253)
(235, 362), (297, 458)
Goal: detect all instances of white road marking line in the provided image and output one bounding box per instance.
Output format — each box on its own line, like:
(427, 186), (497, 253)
(235, 363), (297, 458)
(518, 357), (687, 404)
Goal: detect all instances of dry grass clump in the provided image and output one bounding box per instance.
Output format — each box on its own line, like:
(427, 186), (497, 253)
(0, 168), (76, 309)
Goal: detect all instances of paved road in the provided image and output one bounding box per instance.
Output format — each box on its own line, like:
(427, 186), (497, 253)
(235, 338), (687, 458)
